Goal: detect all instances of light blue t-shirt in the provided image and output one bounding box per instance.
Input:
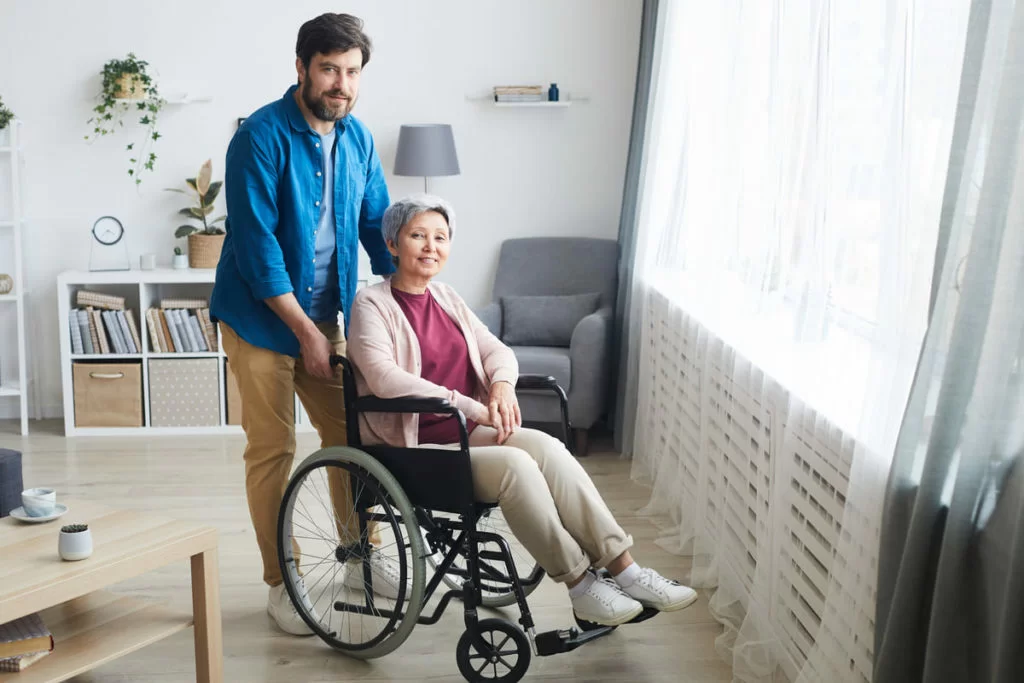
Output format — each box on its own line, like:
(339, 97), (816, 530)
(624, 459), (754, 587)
(309, 128), (339, 321)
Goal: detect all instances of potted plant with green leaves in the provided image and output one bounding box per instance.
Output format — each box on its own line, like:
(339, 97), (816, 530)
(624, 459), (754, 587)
(167, 159), (226, 268)
(85, 53), (163, 185)
(59, 523), (93, 561)
(0, 95), (14, 146)
(172, 246), (188, 269)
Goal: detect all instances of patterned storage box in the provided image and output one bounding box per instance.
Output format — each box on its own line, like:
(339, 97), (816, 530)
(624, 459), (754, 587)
(149, 358), (220, 427)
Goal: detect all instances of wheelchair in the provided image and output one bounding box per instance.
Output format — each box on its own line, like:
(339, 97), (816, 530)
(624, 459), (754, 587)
(276, 355), (658, 682)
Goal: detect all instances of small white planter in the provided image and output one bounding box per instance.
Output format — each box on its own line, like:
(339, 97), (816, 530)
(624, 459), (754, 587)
(59, 526), (93, 561)
(0, 126), (9, 148)
(172, 253), (189, 270)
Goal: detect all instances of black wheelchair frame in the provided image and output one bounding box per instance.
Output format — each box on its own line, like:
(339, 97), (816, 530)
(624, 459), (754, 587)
(276, 355), (646, 682)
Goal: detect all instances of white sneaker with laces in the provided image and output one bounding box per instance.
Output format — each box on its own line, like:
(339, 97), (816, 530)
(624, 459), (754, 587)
(267, 581), (317, 636)
(571, 576), (645, 626)
(342, 551), (409, 600)
(620, 567), (698, 612)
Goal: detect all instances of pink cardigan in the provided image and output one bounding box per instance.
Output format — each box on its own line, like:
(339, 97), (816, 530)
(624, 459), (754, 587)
(346, 280), (519, 447)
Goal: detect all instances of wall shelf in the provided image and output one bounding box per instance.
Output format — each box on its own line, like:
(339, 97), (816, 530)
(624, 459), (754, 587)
(465, 93), (589, 106)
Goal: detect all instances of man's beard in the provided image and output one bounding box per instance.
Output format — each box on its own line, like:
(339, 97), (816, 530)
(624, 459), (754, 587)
(301, 80), (353, 122)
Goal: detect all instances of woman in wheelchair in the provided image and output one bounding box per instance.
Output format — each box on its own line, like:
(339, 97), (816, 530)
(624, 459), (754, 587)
(344, 194), (698, 628)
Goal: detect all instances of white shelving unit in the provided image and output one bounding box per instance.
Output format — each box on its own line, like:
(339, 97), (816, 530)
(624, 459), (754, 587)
(57, 268), (314, 437)
(0, 120), (29, 435)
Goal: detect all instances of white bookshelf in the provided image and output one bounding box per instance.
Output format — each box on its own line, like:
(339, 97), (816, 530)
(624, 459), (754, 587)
(0, 120), (29, 435)
(57, 268), (314, 437)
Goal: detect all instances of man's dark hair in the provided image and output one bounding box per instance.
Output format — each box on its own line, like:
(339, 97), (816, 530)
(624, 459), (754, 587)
(296, 13), (372, 69)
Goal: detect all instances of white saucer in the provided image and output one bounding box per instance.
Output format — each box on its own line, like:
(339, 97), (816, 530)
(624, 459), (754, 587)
(9, 504), (69, 523)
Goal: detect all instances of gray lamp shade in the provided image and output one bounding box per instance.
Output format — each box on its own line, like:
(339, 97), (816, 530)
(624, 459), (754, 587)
(393, 124), (461, 177)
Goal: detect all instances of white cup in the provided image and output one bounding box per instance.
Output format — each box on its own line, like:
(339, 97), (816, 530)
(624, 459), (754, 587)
(22, 487), (56, 517)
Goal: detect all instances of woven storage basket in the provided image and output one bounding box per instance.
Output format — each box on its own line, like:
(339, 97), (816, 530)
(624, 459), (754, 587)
(188, 233), (225, 269)
(114, 74), (146, 100)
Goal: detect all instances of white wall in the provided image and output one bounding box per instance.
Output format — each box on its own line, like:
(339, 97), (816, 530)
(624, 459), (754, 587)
(0, 0), (641, 419)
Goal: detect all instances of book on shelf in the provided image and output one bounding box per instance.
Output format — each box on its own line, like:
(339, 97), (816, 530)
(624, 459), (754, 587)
(75, 290), (125, 310)
(146, 307), (218, 353)
(493, 85), (544, 96)
(494, 92), (546, 102)
(160, 297), (208, 310)
(0, 649), (51, 672)
(70, 306), (142, 356)
(91, 308), (109, 354)
(0, 613), (53, 659)
(69, 310), (84, 354)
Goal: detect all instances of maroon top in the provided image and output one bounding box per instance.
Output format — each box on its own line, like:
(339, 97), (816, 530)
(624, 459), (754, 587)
(391, 287), (478, 444)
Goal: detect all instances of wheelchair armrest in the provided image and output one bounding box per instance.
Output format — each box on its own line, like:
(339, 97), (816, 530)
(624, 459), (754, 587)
(514, 374), (574, 453)
(352, 395), (471, 453)
(515, 374), (559, 391)
(353, 395), (456, 415)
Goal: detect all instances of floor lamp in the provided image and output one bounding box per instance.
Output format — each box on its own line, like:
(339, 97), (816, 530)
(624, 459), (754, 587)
(393, 124), (461, 193)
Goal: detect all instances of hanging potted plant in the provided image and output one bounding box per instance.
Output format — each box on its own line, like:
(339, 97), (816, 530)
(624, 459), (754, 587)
(0, 95), (14, 147)
(85, 53), (164, 185)
(167, 159), (226, 268)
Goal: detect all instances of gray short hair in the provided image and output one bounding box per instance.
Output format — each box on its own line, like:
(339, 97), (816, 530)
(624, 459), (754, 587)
(381, 193), (456, 248)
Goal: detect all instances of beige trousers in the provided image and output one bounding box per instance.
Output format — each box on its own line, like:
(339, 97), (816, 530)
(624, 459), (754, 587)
(221, 322), (377, 587)
(458, 426), (633, 583)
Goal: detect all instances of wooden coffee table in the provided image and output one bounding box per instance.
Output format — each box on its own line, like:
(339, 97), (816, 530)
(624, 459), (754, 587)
(0, 500), (222, 682)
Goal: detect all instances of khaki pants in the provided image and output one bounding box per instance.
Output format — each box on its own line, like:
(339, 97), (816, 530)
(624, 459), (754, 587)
(221, 322), (377, 587)
(458, 426), (633, 583)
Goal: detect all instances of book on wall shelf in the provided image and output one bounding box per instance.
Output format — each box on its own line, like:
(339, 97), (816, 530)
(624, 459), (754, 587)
(493, 85), (545, 102)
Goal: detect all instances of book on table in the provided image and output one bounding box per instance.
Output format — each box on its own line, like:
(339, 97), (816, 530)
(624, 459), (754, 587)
(0, 649), (51, 673)
(0, 612), (53, 659)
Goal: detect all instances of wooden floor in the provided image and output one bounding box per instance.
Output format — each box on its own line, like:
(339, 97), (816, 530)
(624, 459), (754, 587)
(2, 420), (733, 682)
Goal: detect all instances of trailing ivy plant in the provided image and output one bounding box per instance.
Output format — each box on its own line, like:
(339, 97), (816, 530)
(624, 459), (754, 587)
(85, 53), (164, 185)
(0, 96), (14, 130)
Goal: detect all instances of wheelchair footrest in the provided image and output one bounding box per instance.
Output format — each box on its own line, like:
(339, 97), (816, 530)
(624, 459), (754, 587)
(534, 625), (614, 656)
(627, 606), (660, 624)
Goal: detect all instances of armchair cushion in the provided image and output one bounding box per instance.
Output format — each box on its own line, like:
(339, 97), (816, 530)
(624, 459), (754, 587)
(509, 346), (572, 392)
(500, 292), (601, 347)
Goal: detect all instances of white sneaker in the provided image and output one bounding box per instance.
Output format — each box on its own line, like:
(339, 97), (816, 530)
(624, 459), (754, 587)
(571, 576), (644, 626)
(267, 582), (317, 636)
(620, 567), (698, 612)
(342, 551), (409, 600)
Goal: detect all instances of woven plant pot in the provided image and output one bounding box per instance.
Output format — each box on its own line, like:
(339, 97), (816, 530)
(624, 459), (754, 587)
(188, 233), (225, 269)
(114, 74), (146, 100)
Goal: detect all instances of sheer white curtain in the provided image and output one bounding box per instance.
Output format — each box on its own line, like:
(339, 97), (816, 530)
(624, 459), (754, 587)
(624, 1), (971, 680)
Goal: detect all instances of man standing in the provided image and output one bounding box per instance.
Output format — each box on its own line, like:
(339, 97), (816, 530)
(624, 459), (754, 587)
(210, 13), (396, 635)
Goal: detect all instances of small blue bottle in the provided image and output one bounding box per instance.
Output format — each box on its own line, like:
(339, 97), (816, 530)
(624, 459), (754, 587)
(548, 83), (559, 102)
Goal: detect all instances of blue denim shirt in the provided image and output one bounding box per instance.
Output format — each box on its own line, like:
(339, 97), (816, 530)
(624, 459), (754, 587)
(210, 85), (395, 357)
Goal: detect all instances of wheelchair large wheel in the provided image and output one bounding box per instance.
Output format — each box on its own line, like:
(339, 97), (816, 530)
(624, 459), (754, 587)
(278, 446), (426, 660)
(424, 507), (543, 607)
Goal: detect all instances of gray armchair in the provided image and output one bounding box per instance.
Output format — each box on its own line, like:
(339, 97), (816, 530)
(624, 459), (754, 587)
(478, 238), (618, 455)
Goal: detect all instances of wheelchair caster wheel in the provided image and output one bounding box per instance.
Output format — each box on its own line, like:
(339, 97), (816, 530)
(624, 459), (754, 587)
(456, 618), (531, 682)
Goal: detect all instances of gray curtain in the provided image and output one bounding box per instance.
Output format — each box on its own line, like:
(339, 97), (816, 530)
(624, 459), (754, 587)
(612, 0), (660, 453)
(875, 0), (1024, 680)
